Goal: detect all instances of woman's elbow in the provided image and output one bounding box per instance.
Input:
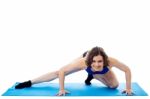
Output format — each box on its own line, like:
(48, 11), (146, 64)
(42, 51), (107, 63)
(58, 68), (66, 75)
(124, 66), (131, 74)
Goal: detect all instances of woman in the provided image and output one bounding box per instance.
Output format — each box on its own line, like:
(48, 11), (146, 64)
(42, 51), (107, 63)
(15, 46), (133, 96)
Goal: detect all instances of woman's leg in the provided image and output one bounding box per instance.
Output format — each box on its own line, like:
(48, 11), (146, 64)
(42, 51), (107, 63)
(31, 70), (59, 84)
(15, 70), (59, 89)
(15, 67), (80, 89)
(93, 70), (119, 88)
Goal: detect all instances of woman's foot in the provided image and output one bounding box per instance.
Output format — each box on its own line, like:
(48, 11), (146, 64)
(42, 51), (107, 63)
(15, 80), (32, 89)
(85, 74), (93, 85)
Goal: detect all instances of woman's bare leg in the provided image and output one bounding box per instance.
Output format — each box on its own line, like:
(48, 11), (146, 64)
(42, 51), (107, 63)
(93, 70), (119, 88)
(15, 70), (59, 89)
(31, 70), (59, 84)
(31, 68), (80, 84)
(15, 61), (82, 89)
(93, 74), (109, 86)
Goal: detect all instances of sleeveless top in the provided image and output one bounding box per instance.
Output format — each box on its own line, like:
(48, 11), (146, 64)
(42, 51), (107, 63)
(85, 66), (109, 75)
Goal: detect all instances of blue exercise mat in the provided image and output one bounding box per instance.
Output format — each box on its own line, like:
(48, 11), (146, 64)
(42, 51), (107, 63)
(2, 82), (148, 96)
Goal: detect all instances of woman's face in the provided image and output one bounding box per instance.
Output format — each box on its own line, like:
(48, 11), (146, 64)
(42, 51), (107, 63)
(91, 55), (104, 71)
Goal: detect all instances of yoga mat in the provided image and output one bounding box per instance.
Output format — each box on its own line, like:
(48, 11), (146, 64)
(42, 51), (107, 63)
(2, 82), (148, 96)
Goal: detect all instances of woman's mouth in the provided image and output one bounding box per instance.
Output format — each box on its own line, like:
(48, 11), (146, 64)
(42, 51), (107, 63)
(94, 66), (103, 71)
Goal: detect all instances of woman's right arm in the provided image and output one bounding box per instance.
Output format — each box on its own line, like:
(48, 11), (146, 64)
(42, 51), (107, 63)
(57, 57), (86, 96)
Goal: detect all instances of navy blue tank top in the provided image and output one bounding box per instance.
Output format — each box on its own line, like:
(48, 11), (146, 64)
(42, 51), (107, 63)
(86, 66), (109, 75)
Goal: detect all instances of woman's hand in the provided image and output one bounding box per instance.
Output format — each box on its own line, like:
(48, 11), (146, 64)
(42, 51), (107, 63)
(56, 90), (70, 96)
(122, 89), (134, 96)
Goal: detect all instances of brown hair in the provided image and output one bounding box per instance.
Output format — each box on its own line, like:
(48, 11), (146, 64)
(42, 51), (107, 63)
(85, 46), (109, 67)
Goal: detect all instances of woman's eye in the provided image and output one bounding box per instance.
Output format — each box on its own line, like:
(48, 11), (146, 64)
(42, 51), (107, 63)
(93, 61), (95, 63)
(98, 60), (103, 63)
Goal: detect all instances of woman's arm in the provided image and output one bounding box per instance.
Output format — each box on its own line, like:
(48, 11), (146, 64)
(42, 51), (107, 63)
(109, 57), (132, 95)
(57, 58), (86, 96)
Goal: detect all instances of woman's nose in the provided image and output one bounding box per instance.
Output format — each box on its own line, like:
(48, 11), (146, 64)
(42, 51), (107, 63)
(95, 62), (99, 66)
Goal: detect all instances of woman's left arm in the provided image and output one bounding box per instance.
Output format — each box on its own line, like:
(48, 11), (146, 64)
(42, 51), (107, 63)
(109, 57), (132, 95)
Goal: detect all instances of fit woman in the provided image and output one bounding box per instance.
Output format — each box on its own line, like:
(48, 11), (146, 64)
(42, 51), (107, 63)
(15, 46), (133, 96)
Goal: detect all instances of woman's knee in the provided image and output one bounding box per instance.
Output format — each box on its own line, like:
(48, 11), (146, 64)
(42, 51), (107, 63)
(54, 70), (59, 76)
(108, 82), (119, 89)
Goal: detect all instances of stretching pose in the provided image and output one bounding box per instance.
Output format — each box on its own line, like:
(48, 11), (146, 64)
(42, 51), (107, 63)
(15, 46), (133, 96)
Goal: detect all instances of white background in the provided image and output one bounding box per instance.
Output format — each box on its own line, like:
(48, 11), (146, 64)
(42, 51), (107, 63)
(0, 0), (150, 99)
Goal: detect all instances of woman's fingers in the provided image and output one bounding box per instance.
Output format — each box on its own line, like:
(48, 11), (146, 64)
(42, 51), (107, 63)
(122, 89), (134, 96)
(56, 90), (70, 96)
(126, 92), (135, 96)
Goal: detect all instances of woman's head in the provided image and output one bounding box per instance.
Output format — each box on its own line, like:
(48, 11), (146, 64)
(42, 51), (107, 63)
(86, 46), (109, 71)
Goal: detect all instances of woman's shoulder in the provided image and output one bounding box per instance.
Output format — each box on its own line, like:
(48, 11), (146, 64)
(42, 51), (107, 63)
(108, 57), (118, 67)
(78, 57), (87, 68)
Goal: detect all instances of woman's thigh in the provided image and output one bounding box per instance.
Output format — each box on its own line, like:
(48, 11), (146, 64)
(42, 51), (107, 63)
(93, 70), (119, 88)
